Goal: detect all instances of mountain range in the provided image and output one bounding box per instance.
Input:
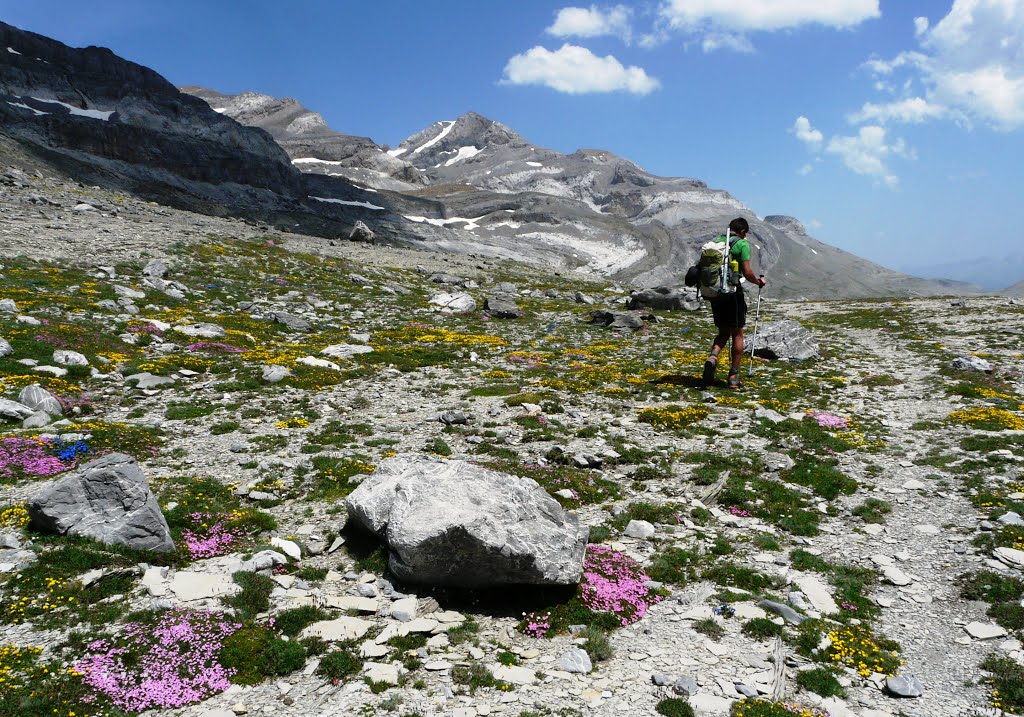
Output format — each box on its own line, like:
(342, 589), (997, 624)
(0, 21), (1007, 299)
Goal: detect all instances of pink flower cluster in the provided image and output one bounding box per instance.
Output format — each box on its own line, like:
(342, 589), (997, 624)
(181, 513), (241, 559)
(75, 609), (240, 711)
(0, 436), (80, 480)
(811, 410), (848, 429)
(128, 322), (165, 335)
(727, 506), (752, 517)
(580, 544), (662, 626)
(33, 332), (70, 347)
(57, 392), (94, 413)
(186, 342), (248, 354)
(523, 611), (551, 638)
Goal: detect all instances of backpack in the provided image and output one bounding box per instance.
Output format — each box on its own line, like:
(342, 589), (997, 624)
(697, 232), (740, 299)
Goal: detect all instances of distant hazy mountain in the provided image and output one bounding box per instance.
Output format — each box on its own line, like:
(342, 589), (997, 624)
(1002, 278), (1024, 297)
(898, 253), (1024, 293)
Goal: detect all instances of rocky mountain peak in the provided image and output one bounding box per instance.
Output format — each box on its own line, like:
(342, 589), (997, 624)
(393, 111), (531, 170)
(764, 215), (807, 235)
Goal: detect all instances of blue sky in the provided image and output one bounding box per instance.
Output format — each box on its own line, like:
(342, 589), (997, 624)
(4, 1), (1024, 288)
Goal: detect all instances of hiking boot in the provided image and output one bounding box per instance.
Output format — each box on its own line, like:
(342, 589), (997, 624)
(726, 373), (744, 390)
(702, 357), (718, 385)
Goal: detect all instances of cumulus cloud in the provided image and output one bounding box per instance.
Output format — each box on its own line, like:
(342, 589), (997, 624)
(792, 116), (911, 187)
(502, 44), (660, 95)
(826, 125), (911, 187)
(701, 32), (753, 53)
(792, 116), (824, 147)
(848, 97), (948, 124)
(547, 5), (633, 42)
(863, 0), (1024, 129)
(660, 0), (880, 32)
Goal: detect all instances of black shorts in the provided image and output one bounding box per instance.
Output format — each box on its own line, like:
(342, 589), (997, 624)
(710, 289), (747, 329)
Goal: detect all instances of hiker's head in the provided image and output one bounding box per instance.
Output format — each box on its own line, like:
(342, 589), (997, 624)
(728, 218), (749, 236)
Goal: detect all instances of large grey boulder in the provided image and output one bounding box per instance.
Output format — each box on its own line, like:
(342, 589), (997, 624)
(484, 293), (523, 319)
(589, 309), (654, 330)
(627, 287), (701, 311)
(0, 337), (12, 357)
(0, 398), (34, 421)
(949, 355), (992, 373)
(18, 384), (63, 416)
(749, 319), (819, 361)
(273, 311), (312, 332)
(28, 453), (175, 553)
(345, 454), (587, 587)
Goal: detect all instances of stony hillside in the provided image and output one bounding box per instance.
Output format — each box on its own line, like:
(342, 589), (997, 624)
(2, 156), (1024, 717)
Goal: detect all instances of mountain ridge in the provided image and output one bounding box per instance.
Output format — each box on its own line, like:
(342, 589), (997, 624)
(0, 21), (982, 299)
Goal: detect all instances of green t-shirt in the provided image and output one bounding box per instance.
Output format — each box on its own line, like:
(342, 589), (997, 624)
(731, 237), (751, 263)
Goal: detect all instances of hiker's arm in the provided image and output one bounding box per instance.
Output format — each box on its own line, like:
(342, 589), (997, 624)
(740, 260), (766, 287)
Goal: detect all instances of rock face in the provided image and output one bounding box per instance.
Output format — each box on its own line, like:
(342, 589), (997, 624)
(27, 453), (175, 553)
(345, 454), (588, 587)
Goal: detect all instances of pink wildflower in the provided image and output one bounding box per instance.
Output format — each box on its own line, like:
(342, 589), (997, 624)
(579, 545), (662, 626)
(75, 609), (240, 711)
(811, 410), (848, 429)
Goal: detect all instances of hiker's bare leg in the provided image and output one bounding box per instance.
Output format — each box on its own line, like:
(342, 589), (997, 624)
(710, 329), (729, 359)
(730, 328), (744, 374)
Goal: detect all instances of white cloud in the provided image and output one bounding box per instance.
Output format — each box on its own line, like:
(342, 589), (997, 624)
(863, 0), (1024, 129)
(848, 97), (948, 124)
(659, 0), (880, 32)
(701, 32), (753, 53)
(792, 116), (823, 147)
(547, 5), (633, 42)
(797, 163), (814, 175)
(502, 44), (660, 95)
(825, 125), (910, 187)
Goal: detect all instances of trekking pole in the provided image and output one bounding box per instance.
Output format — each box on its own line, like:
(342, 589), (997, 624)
(747, 277), (764, 377)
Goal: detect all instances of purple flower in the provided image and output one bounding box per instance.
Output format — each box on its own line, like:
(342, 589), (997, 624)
(181, 512), (242, 559)
(0, 436), (83, 479)
(579, 545), (662, 626)
(75, 609), (240, 711)
(811, 410), (848, 429)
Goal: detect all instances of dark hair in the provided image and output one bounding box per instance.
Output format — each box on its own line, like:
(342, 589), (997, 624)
(728, 217), (749, 234)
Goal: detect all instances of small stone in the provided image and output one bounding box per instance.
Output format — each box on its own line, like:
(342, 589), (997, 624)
(885, 674), (924, 698)
(556, 647), (592, 674)
(965, 622), (1007, 640)
(883, 566), (912, 586)
(624, 519), (655, 539)
(673, 676), (699, 695)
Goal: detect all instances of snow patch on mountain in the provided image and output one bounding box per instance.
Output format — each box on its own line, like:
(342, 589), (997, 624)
(412, 121), (455, 155)
(310, 196), (385, 210)
(404, 215), (486, 231)
(29, 98), (113, 120)
(444, 146), (484, 166)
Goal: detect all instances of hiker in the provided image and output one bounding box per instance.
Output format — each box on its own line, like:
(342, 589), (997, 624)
(702, 217), (766, 389)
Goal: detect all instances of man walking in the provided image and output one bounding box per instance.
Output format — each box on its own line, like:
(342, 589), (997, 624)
(702, 217), (766, 389)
